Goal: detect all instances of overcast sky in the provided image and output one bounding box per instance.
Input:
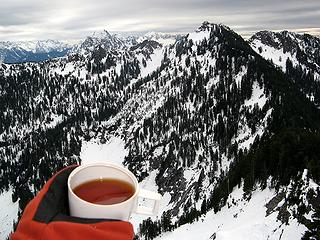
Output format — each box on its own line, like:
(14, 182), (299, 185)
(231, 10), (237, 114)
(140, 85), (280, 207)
(0, 0), (319, 41)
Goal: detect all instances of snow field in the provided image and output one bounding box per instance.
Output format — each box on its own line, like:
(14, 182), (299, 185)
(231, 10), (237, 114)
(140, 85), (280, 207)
(0, 188), (19, 240)
(155, 184), (306, 240)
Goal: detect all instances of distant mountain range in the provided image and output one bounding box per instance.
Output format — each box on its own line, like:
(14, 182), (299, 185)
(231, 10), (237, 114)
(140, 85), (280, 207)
(0, 40), (73, 63)
(0, 28), (318, 66)
(0, 32), (180, 64)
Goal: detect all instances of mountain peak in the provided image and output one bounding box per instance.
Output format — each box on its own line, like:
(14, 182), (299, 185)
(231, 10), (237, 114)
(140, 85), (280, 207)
(183, 21), (243, 47)
(250, 29), (320, 51)
(198, 21), (231, 32)
(91, 30), (113, 40)
(77, 30), (125, 54)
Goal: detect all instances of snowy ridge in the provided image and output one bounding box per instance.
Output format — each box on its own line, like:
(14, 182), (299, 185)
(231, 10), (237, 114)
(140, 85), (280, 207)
(249, 30), (320, 73)
(249, 30), (320, 107)
(155, 181), (309, 240)
(250, 38), (299, 71)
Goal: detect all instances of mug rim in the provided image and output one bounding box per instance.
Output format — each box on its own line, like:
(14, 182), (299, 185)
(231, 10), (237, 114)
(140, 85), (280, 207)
(67, 163), (140, 207)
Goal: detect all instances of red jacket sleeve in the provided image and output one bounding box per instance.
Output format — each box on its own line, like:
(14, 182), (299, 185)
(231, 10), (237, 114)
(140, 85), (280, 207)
(11, 166), (134, 240)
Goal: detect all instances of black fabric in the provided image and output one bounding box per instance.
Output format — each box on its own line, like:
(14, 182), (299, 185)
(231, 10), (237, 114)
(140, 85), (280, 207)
(33, 166), (118, 224)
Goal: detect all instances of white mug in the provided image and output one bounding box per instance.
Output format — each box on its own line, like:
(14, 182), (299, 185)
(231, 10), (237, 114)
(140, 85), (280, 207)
(67, 163), (162, 220)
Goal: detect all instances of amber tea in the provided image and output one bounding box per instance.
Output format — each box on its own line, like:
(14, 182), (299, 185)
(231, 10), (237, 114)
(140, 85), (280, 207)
(73, 178), (135, 205)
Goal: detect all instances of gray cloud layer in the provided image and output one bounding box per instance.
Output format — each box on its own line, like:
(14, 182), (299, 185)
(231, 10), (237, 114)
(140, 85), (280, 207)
(0, 0), (319, 41)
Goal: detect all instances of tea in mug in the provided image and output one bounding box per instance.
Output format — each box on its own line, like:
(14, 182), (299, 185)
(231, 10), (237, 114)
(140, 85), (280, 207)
(73, 178), (135, 205)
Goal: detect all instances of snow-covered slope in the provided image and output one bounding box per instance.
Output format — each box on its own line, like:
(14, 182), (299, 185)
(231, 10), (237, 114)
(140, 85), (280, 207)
(249, 30), (320, 107)
(80, 137), (127, 166)
(155, 169), (319, 240)
(155, 183), (307, 240)
(249, 30), (320, 75)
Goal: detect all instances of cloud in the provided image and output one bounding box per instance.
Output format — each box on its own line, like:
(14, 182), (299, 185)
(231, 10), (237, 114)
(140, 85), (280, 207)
(0, 0), (319, 41)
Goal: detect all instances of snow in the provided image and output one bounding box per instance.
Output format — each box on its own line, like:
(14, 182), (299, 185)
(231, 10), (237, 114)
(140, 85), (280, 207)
(244, 82), (267, 109)
(304, 210), (314, 222)
(0, 40), (71, 53)
(130, 170), (172, 232)
(115, 63), (122, 76)
(219, 154), (231, 176)
(80, 136), (128, 166)
(156, 184), (307, 240)
(140, 32), (178, 46)
(45, 114), (63, 129)
(91, 30), (112, 40)
(205, 75), (219, 92)
(52, 62), (76, 76)
(188, 30), (210, 44)
(153, 147), (163, 157)
(139, 48), (164, 78)
(35, 40), (71, 53)
(0, 41), (36, 52)
(154, 38), (176, 46)
(237, 127), (259, 150)
(250, 39), (299, 72)
(78, 68), (87, 80)
(62, 62), (75, 75)
(184, 168), (196, 183)
(233, 82), (270, 150)
(235, 66), (247, 87)
(15, 41), (37, 52)
(0, 188), (19, 240)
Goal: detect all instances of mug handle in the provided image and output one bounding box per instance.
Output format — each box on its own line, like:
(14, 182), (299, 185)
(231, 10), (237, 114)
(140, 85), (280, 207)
(135, 189), (162, 215)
